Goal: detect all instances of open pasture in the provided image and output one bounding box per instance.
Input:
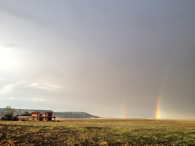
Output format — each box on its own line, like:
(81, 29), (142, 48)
(0, 119), (195, 145)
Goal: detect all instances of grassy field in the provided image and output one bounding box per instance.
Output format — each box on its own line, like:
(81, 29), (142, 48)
(0, 119), (195, 145)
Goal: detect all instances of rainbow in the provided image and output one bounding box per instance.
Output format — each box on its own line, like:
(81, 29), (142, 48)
(155, 54), (174, 119)
(155, 57), (172, 119)
(155, 95), (161, 119)
(121, 100), (126, 119)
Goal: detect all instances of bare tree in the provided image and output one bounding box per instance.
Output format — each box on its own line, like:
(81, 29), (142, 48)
(4, 105), (15, 120)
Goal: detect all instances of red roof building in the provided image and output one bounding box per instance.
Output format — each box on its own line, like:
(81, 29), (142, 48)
(17, 111), (55, 121)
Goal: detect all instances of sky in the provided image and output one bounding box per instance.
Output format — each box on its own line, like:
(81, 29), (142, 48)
(0, 0), (195, 119)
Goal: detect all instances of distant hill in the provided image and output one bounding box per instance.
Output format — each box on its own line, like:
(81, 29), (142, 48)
(53, 112), (100, 118)
(0, 108), (100, 118)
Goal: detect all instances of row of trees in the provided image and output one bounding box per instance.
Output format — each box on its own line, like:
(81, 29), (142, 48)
(3, 106), (30, 120)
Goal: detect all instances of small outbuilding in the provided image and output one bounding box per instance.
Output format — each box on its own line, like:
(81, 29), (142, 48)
(18, 116), (31, 121)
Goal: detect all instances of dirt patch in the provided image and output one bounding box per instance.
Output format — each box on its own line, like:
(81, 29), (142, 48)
(0, 139), (34, 146)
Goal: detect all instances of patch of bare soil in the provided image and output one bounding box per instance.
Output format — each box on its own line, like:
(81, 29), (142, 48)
(0, 139), (34, 146)
(1, 132), (100, 146)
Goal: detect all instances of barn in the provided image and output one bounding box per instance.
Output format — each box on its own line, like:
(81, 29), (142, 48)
(17, 111), (55, 121)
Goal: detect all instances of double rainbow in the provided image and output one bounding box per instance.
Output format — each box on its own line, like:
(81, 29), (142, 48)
(120, 57), (172, 119)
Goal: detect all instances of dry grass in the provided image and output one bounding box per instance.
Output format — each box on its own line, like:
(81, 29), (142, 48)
(0, 119), (195, 145)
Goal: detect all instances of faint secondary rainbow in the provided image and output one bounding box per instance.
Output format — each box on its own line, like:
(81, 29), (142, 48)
(121, 99), (126, 119)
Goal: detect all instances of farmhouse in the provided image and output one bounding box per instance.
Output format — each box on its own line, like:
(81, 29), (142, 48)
(17, 111), (55, 121)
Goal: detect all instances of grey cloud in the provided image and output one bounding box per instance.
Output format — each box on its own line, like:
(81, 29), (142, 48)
(2, 43), (17, 48)
(0, 0), (194, 119)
